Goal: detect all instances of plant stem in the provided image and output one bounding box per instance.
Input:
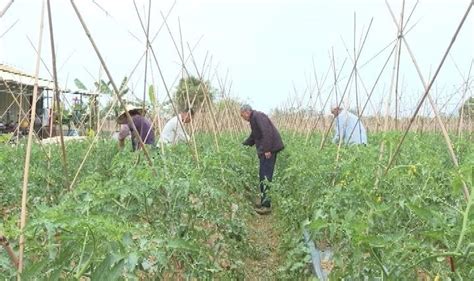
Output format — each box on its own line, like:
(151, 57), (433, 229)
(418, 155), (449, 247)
(370, 247), (389, 277)
(456, 191), (473, 252)
(401, 252), (464, 276)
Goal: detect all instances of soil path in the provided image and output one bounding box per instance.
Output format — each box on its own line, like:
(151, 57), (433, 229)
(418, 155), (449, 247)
(244, 211), (283, 280)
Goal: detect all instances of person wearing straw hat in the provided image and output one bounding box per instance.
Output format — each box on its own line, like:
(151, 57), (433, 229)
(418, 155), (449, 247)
(158, 108), (194, 146)
(331, 105), (367, 145)
(117, 104), (155, 151)
(240, 104), (284, 215)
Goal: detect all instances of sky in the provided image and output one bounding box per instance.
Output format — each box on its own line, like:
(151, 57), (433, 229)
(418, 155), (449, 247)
(0, 0), (473, 116)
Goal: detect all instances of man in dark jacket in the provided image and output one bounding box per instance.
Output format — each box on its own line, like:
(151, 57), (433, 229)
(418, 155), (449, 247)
(240, 104), (284, 215)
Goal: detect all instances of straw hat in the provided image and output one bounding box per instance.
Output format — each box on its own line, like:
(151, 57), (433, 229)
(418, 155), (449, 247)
(117, 104), (144, 124)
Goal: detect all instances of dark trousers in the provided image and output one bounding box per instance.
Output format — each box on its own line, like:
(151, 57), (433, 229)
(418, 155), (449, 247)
(258, 152), (277, 207)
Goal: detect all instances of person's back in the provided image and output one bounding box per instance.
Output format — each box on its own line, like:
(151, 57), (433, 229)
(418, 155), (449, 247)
(159, 116), (182, 144)
(245, 110), (284, 154)
(130, 114), (155, 147)
(158, 109), (193, 146)
(333, 109), (367, 145)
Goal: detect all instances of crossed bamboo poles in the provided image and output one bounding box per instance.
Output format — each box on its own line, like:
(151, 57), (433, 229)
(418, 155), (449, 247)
(276, 0), (472, 276)
(3, 0), (472, 278)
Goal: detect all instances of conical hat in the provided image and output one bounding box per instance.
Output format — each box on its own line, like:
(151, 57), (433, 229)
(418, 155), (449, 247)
(117, 104), (144, 124)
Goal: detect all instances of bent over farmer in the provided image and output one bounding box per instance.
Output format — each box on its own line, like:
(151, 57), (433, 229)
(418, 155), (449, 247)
(117, 105), (155, 151)
(331, 105), (367, 145)
(240, 104), (284, 215)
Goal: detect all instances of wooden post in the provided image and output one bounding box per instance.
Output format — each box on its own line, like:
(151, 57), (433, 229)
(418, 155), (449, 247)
(70, 0), (156, 172)
(47, 0), (69, 186)
(18, 1), (45, 276)
(0, 235), (18, 269)
(320, 19), (373, 150)
(0, 0), (14, 18)
(383, 0), (472, 201)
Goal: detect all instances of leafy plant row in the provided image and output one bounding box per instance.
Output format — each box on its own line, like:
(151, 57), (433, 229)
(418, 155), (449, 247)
(0, 136), (260, 280)
(274, 132), (473, 279)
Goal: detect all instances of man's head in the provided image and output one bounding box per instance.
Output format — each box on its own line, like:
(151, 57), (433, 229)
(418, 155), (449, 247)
(180, 108), (195, 123)
(331, 105), (342, 117)
(240, 104), (253, 122)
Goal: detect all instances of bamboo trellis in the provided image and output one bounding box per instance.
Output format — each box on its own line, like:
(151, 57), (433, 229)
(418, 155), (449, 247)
(0, 0), (472, 277)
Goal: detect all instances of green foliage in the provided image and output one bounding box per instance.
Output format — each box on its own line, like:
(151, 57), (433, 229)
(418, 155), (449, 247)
(0, 133), (12, 143)
(74, 78), (87, 91)
(274, 132), (474, 279)
(0, 135), (256, 280)
(173, 76), (216, 111)
(1, 132), (472, 279)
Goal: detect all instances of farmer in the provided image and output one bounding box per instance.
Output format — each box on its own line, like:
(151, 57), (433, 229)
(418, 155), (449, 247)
(117, 105), (155, 151)
(158, 108), (194, 146)
(240, 104), (284, 215)
(331, 105), (367, 145)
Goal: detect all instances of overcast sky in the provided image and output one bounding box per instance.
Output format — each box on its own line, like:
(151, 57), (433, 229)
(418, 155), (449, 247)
(1, 0), (473, 115)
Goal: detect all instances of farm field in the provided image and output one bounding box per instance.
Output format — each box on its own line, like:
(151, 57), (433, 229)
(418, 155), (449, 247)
(1, 132), (472, 280)
(1, 0), (473, 280)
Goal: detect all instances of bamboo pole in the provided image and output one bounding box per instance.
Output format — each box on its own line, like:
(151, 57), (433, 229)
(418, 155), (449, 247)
(141, 0), (152, 112)
(159, 11), (218, 154)
(147, 58), (166, 155)
(68, 96), (121, 190)
(117, 0), (176, 90)
(70, 0), (156, 172)
(340, 36), (383, 128)
(132, 5), (198, 161)
(306, 59), (342, 144)
(454, 59), (473, 137)
(16, 85), (22, 142)
(0, 234), (18, 269)
(47, 0), (69, 185)
(387, 2), (462, 153)
(131, 0), (161, 153)
(393, 0), (406, 130)
(18, 1), (45, 276)
(330, 50), (342, 147)
(320, 18), (373, 150)
(383, 0), (472, 201)
(353, 13), (362, 124)
(374, 40), (400, 188)
(304, 59), (332, 143)
(179, 20), (202, 157)
(333, 16), (379, 185)
(141, 35), (203, 150)
(372, 19), (420, 186)
(214, 69), (240, 138)
(346, 37), (398, 144)
(0, 0), (14, 17)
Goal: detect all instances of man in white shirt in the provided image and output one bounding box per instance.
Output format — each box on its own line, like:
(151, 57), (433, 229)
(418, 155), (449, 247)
(158, 108), (194, 145)
(331, 106), (367, 145)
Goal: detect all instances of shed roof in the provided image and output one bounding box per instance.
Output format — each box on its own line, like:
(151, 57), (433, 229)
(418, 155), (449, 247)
(0, 64), (57, 91)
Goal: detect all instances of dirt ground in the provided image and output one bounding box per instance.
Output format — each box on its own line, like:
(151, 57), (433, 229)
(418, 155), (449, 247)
(244, 211), (283, 280)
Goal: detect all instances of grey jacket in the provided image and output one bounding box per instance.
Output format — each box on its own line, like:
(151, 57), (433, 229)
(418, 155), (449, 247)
(243, 110), (284, 154)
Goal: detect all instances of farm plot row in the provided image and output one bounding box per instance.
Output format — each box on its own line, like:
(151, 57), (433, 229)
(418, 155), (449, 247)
(0, 136), (262, 280)
(274, 132), (473, 279)
(1, 132), (472, 280)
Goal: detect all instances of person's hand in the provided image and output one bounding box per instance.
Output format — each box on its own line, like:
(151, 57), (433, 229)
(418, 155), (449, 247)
(264, 151), (272, 159)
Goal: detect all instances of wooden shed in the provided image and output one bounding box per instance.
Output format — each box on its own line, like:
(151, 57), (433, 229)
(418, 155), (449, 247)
(0, 64), (54, 131)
